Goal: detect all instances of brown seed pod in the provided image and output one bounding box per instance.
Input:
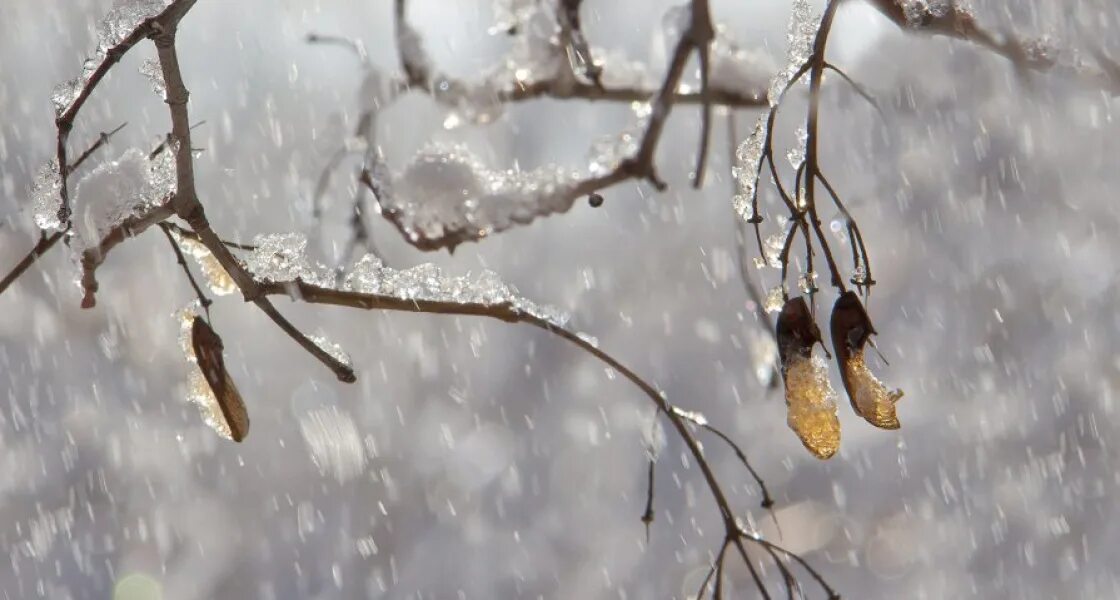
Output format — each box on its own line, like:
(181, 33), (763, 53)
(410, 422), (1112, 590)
(776, 297), (841, 460)
(190, 317), (250, 442)
(830, 291), (903, 430)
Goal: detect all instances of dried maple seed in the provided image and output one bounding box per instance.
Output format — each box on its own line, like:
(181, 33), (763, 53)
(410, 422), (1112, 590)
(830, 291), (903, 430)
(190, 316), (250, 442)
(776, 296), (841, 460)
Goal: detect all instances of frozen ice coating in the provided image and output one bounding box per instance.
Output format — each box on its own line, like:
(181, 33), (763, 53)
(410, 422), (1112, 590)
(186, 368), (237, 441)
(764, 285), (785, 313)
(783, 354), (841, 460)
(245, 232), (331, 286)
(383, 144), (579, 248)
(308, 335), (353, 370)
(30, 159), (63, 230)
(70, 148), (172, 252)
(767, 0), (820, 107)
(588, 122), (644, 177)
(342, 253), (571, 327)
(732, 115), (767, 222)
(844, 350), (904, 429)
(97, 0), (175, 49)
(763, 230), (786, 268)
(139, 59), (166, 100)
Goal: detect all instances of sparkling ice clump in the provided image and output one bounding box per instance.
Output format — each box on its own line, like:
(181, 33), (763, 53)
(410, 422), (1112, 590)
(245, 233), (331, 286)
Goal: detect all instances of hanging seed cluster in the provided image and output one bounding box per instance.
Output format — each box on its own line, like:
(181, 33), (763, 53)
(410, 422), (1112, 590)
(776, 292), (903, 459)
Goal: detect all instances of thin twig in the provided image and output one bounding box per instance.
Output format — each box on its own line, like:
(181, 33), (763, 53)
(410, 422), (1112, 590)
(823, 62), (882, 115)
(159, 222), (212, 315)
(70, 122), (128, 171)
(0, 232), (64, 297)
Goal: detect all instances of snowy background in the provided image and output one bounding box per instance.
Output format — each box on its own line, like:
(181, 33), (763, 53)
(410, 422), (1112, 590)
(2, 0), (1119, 598)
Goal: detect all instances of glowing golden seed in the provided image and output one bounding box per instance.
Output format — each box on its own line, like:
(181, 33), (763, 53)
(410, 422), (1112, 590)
(844, 350), (903, 430)
(784, 354), (841, 460)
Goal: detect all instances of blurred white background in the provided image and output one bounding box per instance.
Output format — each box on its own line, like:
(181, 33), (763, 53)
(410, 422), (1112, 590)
(1, 0), (1119, 598)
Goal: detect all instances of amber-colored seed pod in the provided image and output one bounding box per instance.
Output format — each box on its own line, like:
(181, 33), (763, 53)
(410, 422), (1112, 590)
(776, 296), (841, 460)
(830, 291), (903, 430)
(190, 316), (250, 442)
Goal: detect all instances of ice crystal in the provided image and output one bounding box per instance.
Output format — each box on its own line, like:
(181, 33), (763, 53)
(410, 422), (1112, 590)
(30, 160), (62, 230)
(763, 231), (787, 269)
(308, 335), (353, 369)
(139, 59), (166, 99)
(732, 116), (768, 223)
(245, 233), (330, 286)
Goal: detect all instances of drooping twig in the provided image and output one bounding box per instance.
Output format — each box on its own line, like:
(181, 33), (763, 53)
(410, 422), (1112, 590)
(159, 222), (212, 315)
(151, 6), (355, 383)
